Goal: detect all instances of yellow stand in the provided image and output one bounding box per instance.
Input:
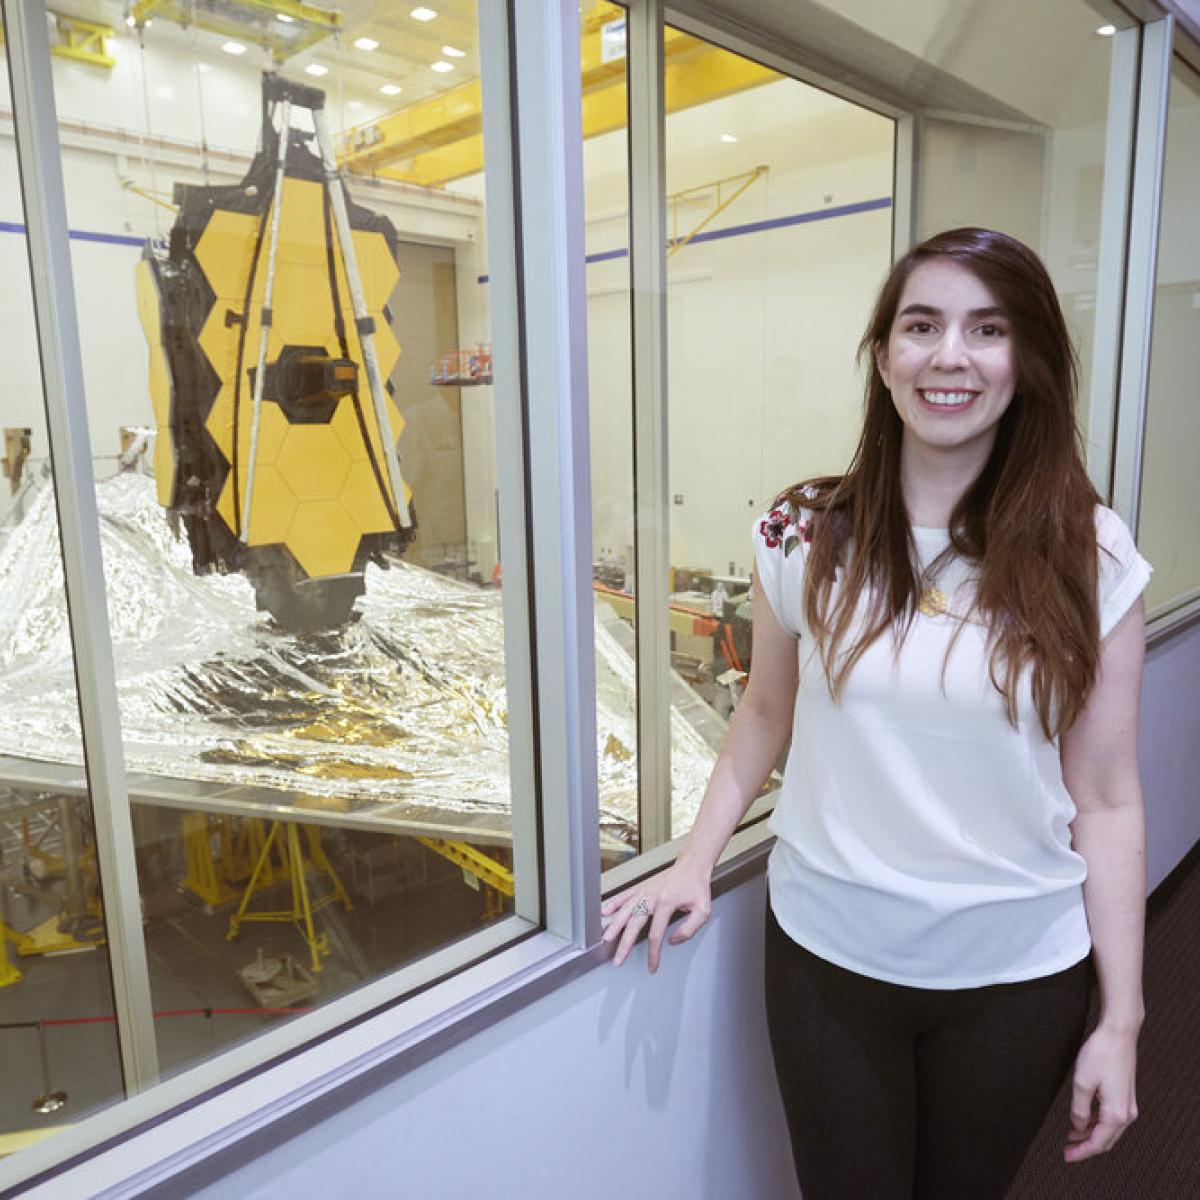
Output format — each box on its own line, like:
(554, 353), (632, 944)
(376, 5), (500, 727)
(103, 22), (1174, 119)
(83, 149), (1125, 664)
(181, 815), (295, 908)
(0, 935), (21, 989)
(227, 821), (352, 972)
(181, 814), (241, 908)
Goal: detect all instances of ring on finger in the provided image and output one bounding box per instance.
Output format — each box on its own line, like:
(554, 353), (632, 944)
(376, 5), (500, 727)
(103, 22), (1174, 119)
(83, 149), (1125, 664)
(631, 897), (652, 918)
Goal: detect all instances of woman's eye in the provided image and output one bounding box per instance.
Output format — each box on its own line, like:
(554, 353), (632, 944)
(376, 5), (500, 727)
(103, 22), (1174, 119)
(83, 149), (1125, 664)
(976, 324), (1005, 338)
(907, 321), (935, 334)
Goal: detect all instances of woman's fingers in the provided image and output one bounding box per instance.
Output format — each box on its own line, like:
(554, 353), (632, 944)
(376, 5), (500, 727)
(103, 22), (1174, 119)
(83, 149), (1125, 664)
(600, 887), (634, 918)
(1064, 1080), (1137, 1162)
(646, 904), (675, 973)
(668, 903), (710, 945)
(613, 902), (652, 966)
(1068, 1079), (1096, 1138)
(601, 866), (712, 967)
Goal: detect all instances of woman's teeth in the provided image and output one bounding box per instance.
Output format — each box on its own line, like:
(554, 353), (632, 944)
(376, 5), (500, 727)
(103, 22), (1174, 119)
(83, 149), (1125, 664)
(921, 390), (975, 407)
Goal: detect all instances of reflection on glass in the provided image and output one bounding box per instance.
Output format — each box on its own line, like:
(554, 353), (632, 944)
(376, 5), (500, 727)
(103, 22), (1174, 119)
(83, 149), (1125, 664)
(661, 29), (895, 839)
(27, 0), (536, 1083)
(1140, 60), (1200, 613)
(0, 1), (123, 1149)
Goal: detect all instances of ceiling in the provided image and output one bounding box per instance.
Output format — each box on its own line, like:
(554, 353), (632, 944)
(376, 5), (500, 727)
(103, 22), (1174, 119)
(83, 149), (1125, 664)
(669, 0), (1138, 128)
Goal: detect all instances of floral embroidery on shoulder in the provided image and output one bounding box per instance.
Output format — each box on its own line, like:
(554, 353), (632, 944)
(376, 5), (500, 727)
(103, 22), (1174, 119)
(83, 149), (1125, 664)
(758, 499), (813, 558)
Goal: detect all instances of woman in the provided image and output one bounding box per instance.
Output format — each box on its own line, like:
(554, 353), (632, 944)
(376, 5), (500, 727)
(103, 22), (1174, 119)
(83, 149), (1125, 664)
(601, 228), (1149, 1199)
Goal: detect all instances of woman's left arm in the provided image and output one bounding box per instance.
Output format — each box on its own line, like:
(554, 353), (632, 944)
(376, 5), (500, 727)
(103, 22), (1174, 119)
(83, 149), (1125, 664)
(1059, 596), (1147, 1164)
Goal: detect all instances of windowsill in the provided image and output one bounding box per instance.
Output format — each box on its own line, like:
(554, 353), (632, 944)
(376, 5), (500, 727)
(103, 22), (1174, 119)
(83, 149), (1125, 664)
(0, 818), (776, 1198)
(1146, 590), (1200, 646)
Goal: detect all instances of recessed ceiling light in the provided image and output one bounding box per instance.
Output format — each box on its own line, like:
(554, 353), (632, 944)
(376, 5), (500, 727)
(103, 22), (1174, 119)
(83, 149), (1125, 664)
(354, 37), (379, 51)
(720, 133), (737, 143)
(222, 41), (247, 55)
(305, 63), (329, 76)
(125, 14), (135, 26)
(1096, 23), (1117, 36)
(411, 6), (437, 20)
(380, 83), (402, 96)
(276, 12), (294, 22)
(431, 60), (454, 73)
(441, 45), (465, 57)
(348, 100), (363, 108)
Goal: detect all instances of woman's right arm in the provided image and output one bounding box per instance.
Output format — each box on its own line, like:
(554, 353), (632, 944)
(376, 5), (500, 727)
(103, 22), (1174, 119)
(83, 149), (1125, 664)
(602, 572), (799, 970)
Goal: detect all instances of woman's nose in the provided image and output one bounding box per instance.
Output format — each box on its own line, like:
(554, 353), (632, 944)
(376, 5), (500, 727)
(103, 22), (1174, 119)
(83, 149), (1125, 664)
(930, 327), (969, 370)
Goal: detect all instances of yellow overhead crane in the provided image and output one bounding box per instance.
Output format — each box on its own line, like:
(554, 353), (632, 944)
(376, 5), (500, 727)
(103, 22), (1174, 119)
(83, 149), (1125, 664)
(0, 11), (115, 69)
(338, 9), (780, 188)
(128, 0), (339, 58)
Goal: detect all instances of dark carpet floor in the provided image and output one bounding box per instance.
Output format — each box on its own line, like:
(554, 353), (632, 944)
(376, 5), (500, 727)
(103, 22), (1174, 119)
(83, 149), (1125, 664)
(1008, 849), (1200, 1198)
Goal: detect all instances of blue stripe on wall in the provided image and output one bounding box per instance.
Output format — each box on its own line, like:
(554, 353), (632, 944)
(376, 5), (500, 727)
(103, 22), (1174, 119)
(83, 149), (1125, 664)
(475, 194), (892, 283)
(0, 219), (147, 247)
(4, 194), (893, 278)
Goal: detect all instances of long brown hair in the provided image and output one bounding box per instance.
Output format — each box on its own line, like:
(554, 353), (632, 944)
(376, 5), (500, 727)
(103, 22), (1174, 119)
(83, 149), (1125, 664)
(784, 227), (1101, 739)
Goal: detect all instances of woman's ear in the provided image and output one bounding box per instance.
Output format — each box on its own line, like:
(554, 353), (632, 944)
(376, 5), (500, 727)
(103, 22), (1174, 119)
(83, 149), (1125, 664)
(874, 343), (891, 390)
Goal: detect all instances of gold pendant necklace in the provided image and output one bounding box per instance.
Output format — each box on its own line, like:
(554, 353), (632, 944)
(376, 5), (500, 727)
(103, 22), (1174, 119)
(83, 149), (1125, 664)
(918, 585), (948, 617)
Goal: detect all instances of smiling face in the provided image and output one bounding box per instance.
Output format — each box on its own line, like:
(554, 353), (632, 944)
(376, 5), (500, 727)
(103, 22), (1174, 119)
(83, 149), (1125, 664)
(876, 257), (1018, 468)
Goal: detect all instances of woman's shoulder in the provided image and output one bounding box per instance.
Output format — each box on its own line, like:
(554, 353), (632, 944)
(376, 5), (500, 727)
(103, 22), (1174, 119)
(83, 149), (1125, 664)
(754, 494), (814, 559)
(1091, 503), (1139, 567)
(753, 481), (835, 559)
(1090, 504), (1153, 636)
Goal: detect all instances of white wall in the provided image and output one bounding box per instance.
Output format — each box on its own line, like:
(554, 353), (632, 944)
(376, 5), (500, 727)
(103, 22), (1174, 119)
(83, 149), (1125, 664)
(1143, 622), (1200, 887)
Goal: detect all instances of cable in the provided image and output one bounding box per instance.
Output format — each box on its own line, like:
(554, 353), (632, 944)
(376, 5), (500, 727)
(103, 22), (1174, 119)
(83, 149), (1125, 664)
(136, 26), (163, 240)
(188, 0), (211, 186)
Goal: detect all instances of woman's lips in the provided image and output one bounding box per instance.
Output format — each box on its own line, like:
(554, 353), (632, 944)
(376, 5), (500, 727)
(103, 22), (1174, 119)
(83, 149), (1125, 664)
(918, 388), (979, 412)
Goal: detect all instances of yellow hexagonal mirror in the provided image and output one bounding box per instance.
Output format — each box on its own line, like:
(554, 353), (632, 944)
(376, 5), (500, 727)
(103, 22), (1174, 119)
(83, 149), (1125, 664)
(136, 73), (417, 632)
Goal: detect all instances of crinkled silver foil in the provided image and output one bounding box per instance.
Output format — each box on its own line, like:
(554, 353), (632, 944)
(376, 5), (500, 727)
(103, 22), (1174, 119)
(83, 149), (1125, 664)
(0, 475), (716, 844)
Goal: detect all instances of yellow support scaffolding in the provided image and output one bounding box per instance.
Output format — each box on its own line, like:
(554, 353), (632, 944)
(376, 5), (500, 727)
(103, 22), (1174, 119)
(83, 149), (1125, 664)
(227, 821), (352, 973)
(416, 837), (514, 898)
(0, 12), (115, 70)
(668, 165), (768, 257)
(51, 15), (115, 69)
(0, 934), (21, 989)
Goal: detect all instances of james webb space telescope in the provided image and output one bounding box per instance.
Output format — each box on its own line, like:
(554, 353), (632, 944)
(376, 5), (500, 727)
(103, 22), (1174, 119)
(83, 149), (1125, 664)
(137, 73), (415, 630)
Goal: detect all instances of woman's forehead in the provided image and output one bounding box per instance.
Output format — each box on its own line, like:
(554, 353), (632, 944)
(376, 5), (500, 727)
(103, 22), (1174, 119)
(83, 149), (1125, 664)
(895, 257), (1004, 313)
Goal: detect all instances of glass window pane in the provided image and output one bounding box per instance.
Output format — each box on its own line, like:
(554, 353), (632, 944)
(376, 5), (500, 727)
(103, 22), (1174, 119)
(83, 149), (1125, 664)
(34, 0), (526, 1086)
(1140, 57), (1200, 615)
(0, 0), (123, 1152)
(661, 31), (895, 846)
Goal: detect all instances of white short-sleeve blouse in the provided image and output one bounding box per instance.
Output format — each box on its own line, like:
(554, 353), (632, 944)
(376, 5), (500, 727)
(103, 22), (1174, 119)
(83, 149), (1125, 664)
(752, 499), (1151, 988)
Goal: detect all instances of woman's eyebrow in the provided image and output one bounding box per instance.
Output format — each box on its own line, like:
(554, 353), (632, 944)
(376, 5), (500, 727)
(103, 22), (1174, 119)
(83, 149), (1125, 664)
(897, 303), (1007, 319)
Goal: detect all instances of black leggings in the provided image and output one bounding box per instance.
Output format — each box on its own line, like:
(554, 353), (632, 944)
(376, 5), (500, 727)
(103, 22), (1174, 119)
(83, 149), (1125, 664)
(764, 907), (1092, 1200)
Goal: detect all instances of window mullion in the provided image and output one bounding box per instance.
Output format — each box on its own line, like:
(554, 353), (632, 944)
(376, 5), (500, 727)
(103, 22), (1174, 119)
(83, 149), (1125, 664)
(1087, 25), (1140, 499)
(1112, 14), (1174, 534)
(2, 0), (158, 1091)
(479, 0), (540, 924)
(628, 0), (673, 853)
(509, 0), (601, 945)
